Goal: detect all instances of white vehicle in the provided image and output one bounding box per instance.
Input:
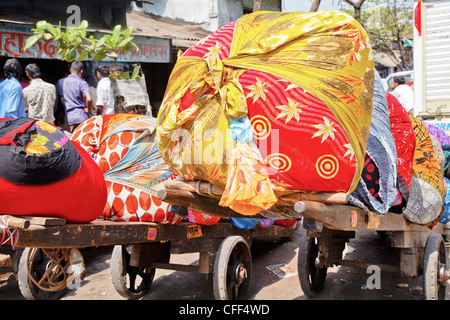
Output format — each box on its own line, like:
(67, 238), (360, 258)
(414, 0), (450, 132)
(382, 70), (414, 92)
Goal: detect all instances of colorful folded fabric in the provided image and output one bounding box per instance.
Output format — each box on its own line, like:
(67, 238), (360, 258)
(157, 10), (374, 215)
(403, 116), (445, 226)
(187, 209), (221, 225)
(423, 121), (450, 172)
(71, 114), (182, 224)
(385, 92), (415, 206)
(440, 177), (450, 224)
(348, 72), (398, 214)
(423, 121), (450, 147)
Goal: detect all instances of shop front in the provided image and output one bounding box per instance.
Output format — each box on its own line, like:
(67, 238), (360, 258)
(0, 21), (172, 120)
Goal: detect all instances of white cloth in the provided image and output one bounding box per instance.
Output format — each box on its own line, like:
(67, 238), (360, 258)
(96, 77), (114, 114)
(392, 84), (414, 112)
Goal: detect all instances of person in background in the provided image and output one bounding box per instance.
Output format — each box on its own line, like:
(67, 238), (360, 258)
(110, 64), (123, 78)
(95, 65), (114, 115)
(23, 63), (56, 124)
(0, 58), (26, 119)
(63, 61), (92, 132)
(20, 76), (29, 90)
(87, 76), (97, 116)
(55, 70), (68, 127)
(390, 76), (414, 113)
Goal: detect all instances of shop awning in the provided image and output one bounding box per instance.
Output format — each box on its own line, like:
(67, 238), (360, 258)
(374, 50), (402, 68)
(126, 10), (211, 49)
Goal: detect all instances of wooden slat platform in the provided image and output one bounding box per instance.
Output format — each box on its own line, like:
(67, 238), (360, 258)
(294, 200), (448, 234)
(9, 220), (296, 249)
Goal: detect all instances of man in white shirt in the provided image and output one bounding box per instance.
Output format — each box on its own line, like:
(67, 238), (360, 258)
(95, 65), (114, 115)
(390, 76), (414, 113)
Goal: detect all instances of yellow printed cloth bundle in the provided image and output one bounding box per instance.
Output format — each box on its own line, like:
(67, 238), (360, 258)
(156, 11), (374, 215)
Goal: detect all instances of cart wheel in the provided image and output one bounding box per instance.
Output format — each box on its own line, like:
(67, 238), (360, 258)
(213, 236), (252, 300)
(111, 245), (155, 299)
(298, 228), (327, 297)
(423, 233), (449, 300)
(17, 248), (68, 300)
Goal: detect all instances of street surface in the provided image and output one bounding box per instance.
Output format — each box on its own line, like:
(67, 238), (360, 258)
(0, 228), (424, 301)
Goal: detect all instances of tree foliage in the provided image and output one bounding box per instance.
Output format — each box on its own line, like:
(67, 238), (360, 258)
(24, 20), (138, 63)
(342, 0), (366, 22)
(341, 0), (414, 70)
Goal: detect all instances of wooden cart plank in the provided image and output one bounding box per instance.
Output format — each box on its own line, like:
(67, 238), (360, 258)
(294, 200), (439, 232)
(13, 220), (296, 249)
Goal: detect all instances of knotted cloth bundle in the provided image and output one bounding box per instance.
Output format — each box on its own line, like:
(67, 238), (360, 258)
(157, 11), (374, 215)
(71, 114), (182, 224)
(0, 118), (106, 223)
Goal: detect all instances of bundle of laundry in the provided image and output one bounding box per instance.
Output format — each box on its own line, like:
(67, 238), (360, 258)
(0, 118), (106, 223)
(71, 114), (182, 224)
(385, 92), (416, 212)
(347, 73), (398, 215)
(402, 116), (446, 226)
(156, 10), (374, 216)
(422, 121), (450, 173)
(440, 177), (450, 224)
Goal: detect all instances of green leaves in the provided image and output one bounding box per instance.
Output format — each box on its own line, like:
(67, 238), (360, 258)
(109, 65), (141, 80)
(24, 20), (138, 63)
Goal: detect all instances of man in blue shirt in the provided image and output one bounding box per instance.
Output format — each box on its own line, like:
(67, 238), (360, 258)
(63, 61), (92, 132)
(0, 58), (26, 119)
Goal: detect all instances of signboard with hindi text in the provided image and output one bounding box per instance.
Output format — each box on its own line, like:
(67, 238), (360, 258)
(0, 23), (171, 63)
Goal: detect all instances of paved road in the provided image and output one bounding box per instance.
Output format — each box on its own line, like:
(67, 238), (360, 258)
(0, 227), (424, 301)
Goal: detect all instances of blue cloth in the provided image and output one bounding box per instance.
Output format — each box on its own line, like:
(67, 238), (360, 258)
(348, 72), (398, 215)
(63, 74), (90, 125)
(229, 116), (253, 143)
(0, 78), (26, 119)
(228, 218), (260, 230)
(58, 77), (66, 104)
(440, 177), (450, 224)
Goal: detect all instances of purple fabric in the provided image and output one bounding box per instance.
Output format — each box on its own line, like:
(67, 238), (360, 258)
(58, 77), (66, 104)
(423, 121), (450, 147)
(63, 75), (90, 125)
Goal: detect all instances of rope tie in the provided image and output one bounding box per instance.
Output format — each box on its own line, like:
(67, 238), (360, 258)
(0, 216), (18, 246)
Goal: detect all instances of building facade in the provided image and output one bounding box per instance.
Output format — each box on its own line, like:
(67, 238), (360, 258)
(131, 0), (282, 32)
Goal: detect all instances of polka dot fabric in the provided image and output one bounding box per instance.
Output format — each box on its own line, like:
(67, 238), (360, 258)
(104, 181), (175, 223)
(71, 114), (182, 224)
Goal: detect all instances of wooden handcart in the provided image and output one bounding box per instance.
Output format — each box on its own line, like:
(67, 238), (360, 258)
(157, 180), (450, 300)
(295, 201), (450, 300)
(2, 179), (450, 300)
(0, 212), (296, 300)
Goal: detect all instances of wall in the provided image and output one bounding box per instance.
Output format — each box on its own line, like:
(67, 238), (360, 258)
(131, 0), (281, 32)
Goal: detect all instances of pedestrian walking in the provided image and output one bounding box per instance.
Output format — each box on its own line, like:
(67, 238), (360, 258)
(95, 65), (114, 115)
(23, 63), (57, 124)
(0, 58), (26, 119)
(63, 61), (93, 132)
(390, 76), (414, 113)
(55, 70), (68, 127)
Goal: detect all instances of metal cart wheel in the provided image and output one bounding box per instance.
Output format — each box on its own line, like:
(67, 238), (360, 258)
(423, 233), (450, 300)
(298, 228), (327, 297)
(17, 247), (68, 300)
(111, 244), (155, 299)
(213, 236), (252, 300)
